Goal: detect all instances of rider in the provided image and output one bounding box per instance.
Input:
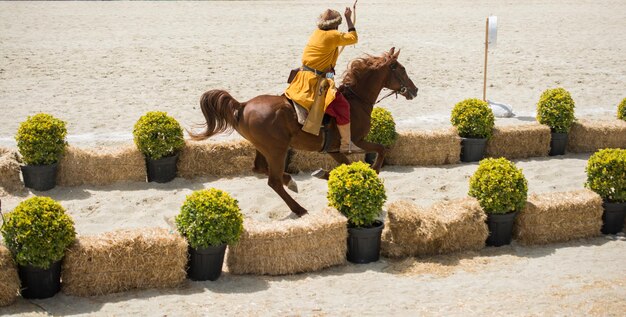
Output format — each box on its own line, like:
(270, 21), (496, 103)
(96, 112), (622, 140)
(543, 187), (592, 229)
(285, 6), (364, 154)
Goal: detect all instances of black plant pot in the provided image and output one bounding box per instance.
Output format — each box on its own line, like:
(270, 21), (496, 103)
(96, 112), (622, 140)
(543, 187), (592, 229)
(486, 211), (518, 247)
(18, 260), (62, 299)
(187, 244), (227, 281)
(21, 163), (58, 191)
(460, 138), (487, 162)
(347, 220), (384, 264)
(146, 153), (179, 183)
(601, 201), (626, 235)
(364, 152), (377, 165)
(549, 132), (568, 156)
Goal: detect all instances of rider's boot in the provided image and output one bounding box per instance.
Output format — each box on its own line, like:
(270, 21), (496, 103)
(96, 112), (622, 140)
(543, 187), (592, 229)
(338, 123), (365, 154)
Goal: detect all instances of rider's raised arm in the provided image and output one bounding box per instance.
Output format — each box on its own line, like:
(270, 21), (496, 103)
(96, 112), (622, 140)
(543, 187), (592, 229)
(334, 6), (358, 46)
(333, 29), (358, 46)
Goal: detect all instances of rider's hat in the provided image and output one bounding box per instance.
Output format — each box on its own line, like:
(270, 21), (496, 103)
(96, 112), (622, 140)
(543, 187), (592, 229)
(317, 9), (342, 30)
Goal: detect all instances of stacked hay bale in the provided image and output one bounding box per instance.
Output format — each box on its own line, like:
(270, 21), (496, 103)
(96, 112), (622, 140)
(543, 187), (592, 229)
(62, 228), (187, 296)
(227, 208), (347, 275)
(385, 129), (460, 166)
(289, 150), (360, 172)
(485, 123), (551, 159)
(0, 148), (23, 195)
(382, 198), (488, 258)
(57, 145), (146, 186)
(0, 245), (20, 307)
(514, 190), (603, 245)
(178, 140), (256, 178)
(568, 119), (626, 153)
(290, 129), (461, 171)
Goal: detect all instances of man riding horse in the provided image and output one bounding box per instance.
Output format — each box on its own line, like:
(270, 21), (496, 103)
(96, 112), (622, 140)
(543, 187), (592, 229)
(191, 3), (417, 217)
(285, 6), (364, 154)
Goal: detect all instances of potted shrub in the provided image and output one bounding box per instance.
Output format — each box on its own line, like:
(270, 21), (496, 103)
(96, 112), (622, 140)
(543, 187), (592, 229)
(450, 98), (495, 162)
(585, 148), (626, 234)
(15, 113), (67, 191)
(618, 97), (626, 121)
(364, 107), (398, 165)
(536, 87), (576, 156)
(469, 157), (528, 246)
(133, 111), (185, 183)
(328, 161), (387, 263)
(175, 188), (244, 281)
(0, 196), (76, 298)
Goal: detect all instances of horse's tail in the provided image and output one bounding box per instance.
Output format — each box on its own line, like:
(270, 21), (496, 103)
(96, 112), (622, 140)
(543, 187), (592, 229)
(189, 90), (242, 141)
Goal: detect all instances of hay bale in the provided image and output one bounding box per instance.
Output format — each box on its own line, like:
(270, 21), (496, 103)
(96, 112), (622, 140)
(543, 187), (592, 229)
(385, 129), (460, 166)
(0, 245), (20, 307)
(178, 140), (256, 178)
(485, 123), (551, 159)
(227, 208), (347, 275)
(0, 148), (24, 195)
(289, 150), (362, 173)
(568, 119), (626, 153)
(278, 129), (459, 172)
(62, 228), (187, 297)
(514, 190), (603, 245)
(382, 198), (488, 258)
(57, 145), (146, 186)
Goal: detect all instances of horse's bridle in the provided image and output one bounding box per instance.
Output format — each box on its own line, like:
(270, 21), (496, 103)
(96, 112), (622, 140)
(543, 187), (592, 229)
(344, 62), (413, 106)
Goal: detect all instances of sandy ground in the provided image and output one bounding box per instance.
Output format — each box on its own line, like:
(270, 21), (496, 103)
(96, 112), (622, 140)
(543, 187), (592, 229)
(1, 0), (625, 147)
(0, 238), (625, 316)
(2, 153), (626, 316)
(1, 1), (626, 315)
(0, 153), (597, 230)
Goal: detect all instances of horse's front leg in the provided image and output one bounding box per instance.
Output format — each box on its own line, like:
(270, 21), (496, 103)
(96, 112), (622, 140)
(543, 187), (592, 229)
(311, 152), (351, 180)
(352, 139), (386, 173)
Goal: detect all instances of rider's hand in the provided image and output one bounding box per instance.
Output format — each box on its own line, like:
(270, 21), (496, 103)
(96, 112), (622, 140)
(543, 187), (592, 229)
(344, 7), (352, 19)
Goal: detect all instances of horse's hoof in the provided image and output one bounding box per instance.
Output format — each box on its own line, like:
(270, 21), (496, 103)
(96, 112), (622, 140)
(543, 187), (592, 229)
(294, 210), (308, 218)
(311, 168), (327, 179)
(287, 179), (298, 193)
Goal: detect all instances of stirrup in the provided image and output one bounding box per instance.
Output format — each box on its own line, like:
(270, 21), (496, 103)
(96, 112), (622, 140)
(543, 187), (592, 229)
(340, 142), (365, 154)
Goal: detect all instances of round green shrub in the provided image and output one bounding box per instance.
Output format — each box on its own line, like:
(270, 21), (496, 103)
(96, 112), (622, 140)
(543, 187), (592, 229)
(618, 98), (626, 121)
(327, 161), (386, 227)
(175, 188), (244, 249)
(133, 111), (185, 160)
(585, 148), (626, 203)
(469, 158), (528, 214)
(15, 113), (67, 165)
(1, 196), (76, 269)
(536, 88), (576, 133)
(365, 107), (398, 147)
(450, 98), (495, 139)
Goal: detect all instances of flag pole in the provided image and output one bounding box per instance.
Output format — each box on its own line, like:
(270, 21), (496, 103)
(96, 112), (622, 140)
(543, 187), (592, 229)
(483, 17), (489, 101)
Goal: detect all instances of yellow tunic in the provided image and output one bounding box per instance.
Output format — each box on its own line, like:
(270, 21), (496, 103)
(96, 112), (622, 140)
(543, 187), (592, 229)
(285, 29), (358, 111)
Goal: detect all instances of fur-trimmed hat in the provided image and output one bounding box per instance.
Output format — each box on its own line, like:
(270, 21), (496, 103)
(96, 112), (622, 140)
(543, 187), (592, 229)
(317, 9), (342, 30)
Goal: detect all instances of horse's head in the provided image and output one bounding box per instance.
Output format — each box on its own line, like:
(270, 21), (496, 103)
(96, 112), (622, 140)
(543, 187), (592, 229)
(383, 47), (418, 100)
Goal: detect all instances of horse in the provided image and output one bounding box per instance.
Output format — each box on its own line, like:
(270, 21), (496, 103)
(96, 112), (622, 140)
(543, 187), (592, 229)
(190, 47), (418, 217)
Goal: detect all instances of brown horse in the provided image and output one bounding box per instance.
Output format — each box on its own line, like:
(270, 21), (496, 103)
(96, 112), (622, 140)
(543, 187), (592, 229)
(191, 48), (418, 217)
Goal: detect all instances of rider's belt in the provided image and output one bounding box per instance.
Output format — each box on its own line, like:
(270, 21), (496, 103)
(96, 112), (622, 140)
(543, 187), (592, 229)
(301, 65), (331, 77)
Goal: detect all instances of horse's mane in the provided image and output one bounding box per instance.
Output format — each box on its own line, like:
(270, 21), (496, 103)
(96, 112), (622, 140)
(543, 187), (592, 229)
(342, 51), (394, 86)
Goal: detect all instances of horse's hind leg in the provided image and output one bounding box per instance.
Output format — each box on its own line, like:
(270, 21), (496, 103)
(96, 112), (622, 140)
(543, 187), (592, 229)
(252, 150), (269, 174)
(264, 149), (308, 216)
(253, 150), (298, 192)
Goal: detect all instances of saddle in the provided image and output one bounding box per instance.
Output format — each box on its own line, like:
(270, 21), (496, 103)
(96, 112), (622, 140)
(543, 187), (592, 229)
(285, 97), (336, 153)
(287, 65), (332, 136)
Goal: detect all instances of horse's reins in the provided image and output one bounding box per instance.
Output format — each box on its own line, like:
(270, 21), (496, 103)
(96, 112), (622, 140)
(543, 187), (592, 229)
(344, 62), (411, 106)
